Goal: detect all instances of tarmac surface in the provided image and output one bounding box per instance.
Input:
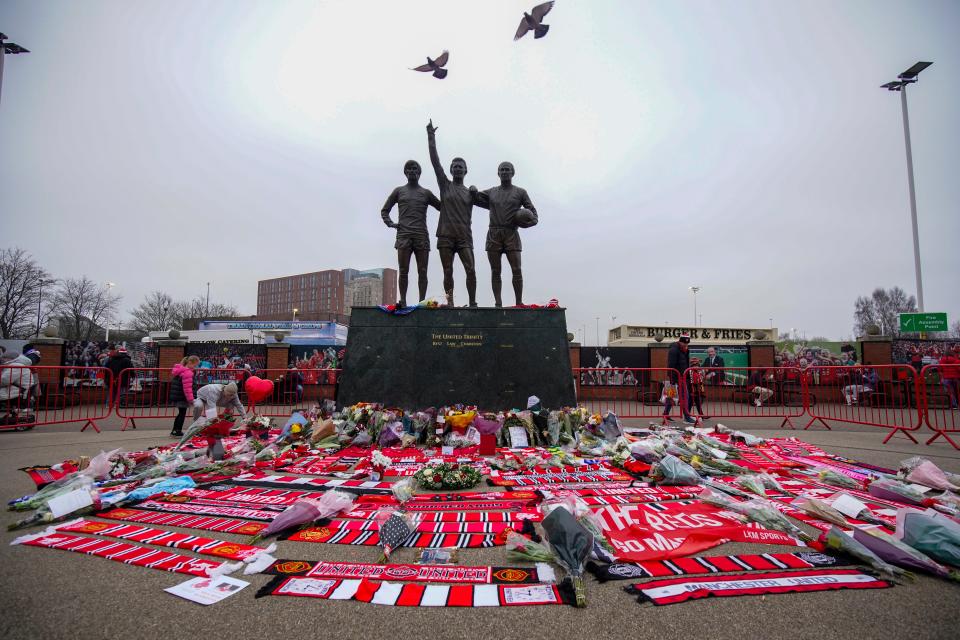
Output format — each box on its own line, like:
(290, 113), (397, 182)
(2, 417), (959, 640)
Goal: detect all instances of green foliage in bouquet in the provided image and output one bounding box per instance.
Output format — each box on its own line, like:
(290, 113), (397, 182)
(413, 463), (482, 490)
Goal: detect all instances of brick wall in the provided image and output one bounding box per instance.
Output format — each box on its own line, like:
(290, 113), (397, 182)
(157, 341), (186, 381)
(266, 344), (290, 372)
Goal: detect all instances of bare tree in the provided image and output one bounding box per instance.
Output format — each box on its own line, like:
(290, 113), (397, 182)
(951, 320), (960, 339)
(170, 296), (239, 328)
(0, 248), (54, 339)
(129, 291), (177, 332)
(49, 277), (122, 340)
(853, 286), (917, 337)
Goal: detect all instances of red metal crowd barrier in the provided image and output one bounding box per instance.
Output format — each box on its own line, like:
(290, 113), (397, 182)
(115, 366), (342, 430)
(684, 366), (807, 429)
(801, 364), (922, 443)
(574, 368), (687, 422)
(0, 365), (113, 432)
(920, 364), (960, 449)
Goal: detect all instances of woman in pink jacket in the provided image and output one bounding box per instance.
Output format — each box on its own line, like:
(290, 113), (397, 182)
(169, 356), (200, 436)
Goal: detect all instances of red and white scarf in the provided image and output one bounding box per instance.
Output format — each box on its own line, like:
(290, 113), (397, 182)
(624, 569), (889, 605)
(258, 576), (572, 607)
(12, 531), (230, 577)
(97, 508), (267, 536)
(55, 518), (269, 561)
(264, 560), (555, 585)
(284, 526), (497, 548)
(587, 551), (840, 582)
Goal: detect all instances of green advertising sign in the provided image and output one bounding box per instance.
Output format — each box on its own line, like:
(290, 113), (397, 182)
(899, 312), (948, 333)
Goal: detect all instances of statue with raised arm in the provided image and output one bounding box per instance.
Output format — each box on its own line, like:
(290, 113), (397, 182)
(426, 119), (478, 307)
(380, 160), (441, 307)
(474, 162), (538, 307)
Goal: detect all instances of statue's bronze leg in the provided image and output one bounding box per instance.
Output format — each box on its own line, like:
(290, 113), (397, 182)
(397, 247), (413, 306)
(414, 247), (430, 303)
(487, 250), (503, 307)
(507, 251), (523, 306)
(439, 247), (455, 305)
(458, 247), (477, 307)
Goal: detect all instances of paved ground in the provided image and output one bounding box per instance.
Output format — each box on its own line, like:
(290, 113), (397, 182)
(1, 417), (959, 640)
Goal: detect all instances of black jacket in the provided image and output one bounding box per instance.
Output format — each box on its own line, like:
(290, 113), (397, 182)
(106, 352), (133, 383)
(703, 354), (726, 383)
(667, 342), (690, 383)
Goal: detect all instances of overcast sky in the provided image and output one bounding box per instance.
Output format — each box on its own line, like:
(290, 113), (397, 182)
(1, 0), (958, 343)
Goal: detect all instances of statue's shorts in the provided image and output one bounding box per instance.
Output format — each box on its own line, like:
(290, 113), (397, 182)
(485, 227), (522, 252)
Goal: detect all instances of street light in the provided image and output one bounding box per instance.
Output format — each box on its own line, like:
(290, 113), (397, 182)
(609, 316), (617, 346)
(104, 282), (116, 342)
(881, 61), (933, 312)
(595, 317), (600, 347)
(292, 308), (299, 324)
(1, 33), (30, 105)
(689, 286), (701, 327)
(35, 278), (55, 337)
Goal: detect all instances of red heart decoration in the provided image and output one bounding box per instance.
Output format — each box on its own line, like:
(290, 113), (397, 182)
(244, 376), (274, 405)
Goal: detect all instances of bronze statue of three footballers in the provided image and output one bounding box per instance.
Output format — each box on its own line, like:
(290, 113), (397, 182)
(380, 120), (538, 308)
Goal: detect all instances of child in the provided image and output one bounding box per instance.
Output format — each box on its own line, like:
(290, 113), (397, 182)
(688, 357), (709, 419)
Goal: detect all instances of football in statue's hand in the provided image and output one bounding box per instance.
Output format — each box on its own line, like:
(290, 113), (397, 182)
(514, 208), (538, 228)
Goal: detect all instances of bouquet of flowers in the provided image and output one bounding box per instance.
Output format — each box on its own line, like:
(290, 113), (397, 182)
(370, 449), (392, 480)
(820, 526), (912, 583)
(444, 407), (477, 433)
(413, 463), (482, 490)
(816, 469), (861, 490)
(375, 507), (415, 562)
(506, 530), (555, 563)
(649, 455), (700, 486)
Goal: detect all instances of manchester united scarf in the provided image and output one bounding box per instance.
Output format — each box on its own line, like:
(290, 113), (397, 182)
(489, 470), (631, 487)
(55, 518), (270, 561)
(624, 569), (890, 605)
(97, 508), (268, 535)
(262, 559), (555, 584)
(337, 509), (542, 523)
(133, 499), (279, 521)
(257, 576), (574, 607)
(597, 501), (804, 563)
(12, 531), (231, 577)
(322, 518), (511, 535)
(586, 551), (840, 582)
(230, 473), (395, 492)
(19, 463), (79, 489)
(283, 526), (498, 548)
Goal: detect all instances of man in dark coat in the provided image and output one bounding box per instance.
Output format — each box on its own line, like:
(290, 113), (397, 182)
(665, 333), (695, 423)
(105, 347), (134, 406)
(703, 346), (726, 385)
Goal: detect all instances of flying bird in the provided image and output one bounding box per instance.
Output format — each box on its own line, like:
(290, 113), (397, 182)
(411, 50), (449, 79)
(514, 1), (554, 40)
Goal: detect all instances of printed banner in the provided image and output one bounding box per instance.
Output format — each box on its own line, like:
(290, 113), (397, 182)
(338, 509), (542, 523)
(624, 569), (889, 606)
(14, 532), (228, 577)
(134, 499), (279, 521)
(257, 576), (572, 607)
(597, 501), (804, 562)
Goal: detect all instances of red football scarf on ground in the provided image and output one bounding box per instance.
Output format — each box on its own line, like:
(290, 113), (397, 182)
(508, 481), (638, 491)
(55, 519), (269, 560)
(489, 470), (631, 486)
(231, 473), (395, 491)
(134, 499), (279, 521)
(597, 501), (804, 562)
(155, 495), (288, 512)
(624, 569), (890, 605)
(539, 487), (702, 506)
(19, 463), (79, 489)
(284, 526), (498, 548)
(97, 508), (267, 535)
(13, 531), (229, 576)
(587, 551), (841, 582)
(338, 508), (542, 523)
(176, 486), (325, 506)
(257, 576), (573, 607)
(296, 561), (553, 584)
(355, 491), (539, 505)
(324, 519), (511, 534)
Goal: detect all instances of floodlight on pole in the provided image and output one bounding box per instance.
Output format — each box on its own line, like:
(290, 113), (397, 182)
(881, 61), (932, 312)
(105, 282), (117, 342)
(292, 308), (299, 323)
(689, 286), (701, 327)
(1, 33), (30, 105)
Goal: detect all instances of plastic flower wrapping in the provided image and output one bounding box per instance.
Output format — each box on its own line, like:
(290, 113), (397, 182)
(505, 530), (555, 563)
(650, 455), (701, 486)
(816, 469), (861, 490)
(735, 475), (769, 497)
(375, 507), (416, 562)
(868, 478), (928, 506)
(899, 457), (960, 492)
(819, 526), (912, 583)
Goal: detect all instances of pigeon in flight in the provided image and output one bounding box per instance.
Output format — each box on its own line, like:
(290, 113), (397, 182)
(514, 1), (554, 40)
(411, 50), (450, 79)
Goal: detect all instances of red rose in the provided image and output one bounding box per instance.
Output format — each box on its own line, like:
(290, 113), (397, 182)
(433, 474), (442, 482)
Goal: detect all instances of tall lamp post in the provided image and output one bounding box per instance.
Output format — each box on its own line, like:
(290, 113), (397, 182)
(104, 282), (116, 342)
(689, 286), (701, 327)
(35, 278), (55, 337)
(1, 33), (30, 105)
(881, 61), (933, 312)
(292, 308), (299, 324)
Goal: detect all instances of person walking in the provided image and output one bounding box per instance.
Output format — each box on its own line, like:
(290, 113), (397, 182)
(169, 356), (199, 437)
(665, 332), (695, 424)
